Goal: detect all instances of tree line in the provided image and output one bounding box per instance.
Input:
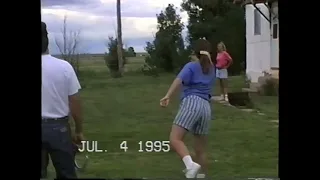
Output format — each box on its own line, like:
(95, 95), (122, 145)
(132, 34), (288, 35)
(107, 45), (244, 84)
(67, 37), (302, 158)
(106, 0), (246, 77)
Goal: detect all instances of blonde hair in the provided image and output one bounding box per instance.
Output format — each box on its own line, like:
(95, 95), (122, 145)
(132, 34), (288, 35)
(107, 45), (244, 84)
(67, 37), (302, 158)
(218, 42), (227, 51)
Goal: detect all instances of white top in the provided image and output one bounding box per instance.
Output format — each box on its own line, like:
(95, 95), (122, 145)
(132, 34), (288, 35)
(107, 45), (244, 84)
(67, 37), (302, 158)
(41, 54), (81, 118)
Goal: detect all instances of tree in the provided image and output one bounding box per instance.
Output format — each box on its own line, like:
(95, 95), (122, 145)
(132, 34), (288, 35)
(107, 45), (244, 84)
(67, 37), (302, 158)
(104, 36), (127, 78)
(182, 0), (246, 75)
(55, 15), (82, 75)
(145, 4), (186, 72)
(127, 47), (136, 57)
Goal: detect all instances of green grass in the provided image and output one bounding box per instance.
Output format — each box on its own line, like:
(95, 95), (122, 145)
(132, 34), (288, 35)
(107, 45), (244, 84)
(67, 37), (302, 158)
(78, 56), (145, 72)
(251, 95), (278, 120)
(46, 59), (278, 178)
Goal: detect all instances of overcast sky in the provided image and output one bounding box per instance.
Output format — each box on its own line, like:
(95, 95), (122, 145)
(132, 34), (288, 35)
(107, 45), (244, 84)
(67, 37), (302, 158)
(41, 0), (188, 54)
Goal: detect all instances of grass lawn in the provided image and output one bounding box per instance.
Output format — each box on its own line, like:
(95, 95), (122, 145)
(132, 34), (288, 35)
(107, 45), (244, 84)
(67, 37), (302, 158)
(46, 59), (278, 178)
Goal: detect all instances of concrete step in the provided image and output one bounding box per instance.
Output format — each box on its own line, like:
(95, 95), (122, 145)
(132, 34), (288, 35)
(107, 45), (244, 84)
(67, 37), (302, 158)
(242, 88), (258, 93)
(271, 69), (279, 79)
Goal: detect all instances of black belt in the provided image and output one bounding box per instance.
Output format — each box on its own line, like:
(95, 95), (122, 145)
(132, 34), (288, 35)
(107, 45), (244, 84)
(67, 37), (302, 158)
(42, 116), (69, 123)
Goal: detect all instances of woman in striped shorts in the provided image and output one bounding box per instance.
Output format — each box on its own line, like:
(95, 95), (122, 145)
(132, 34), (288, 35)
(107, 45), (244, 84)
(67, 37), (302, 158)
(160, 38), (215, 178)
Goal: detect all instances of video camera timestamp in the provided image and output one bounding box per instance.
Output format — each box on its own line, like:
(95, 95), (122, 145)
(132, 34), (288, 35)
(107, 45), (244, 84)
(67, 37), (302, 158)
(77, 140), (170, 153)
(120, 141), (170, 153)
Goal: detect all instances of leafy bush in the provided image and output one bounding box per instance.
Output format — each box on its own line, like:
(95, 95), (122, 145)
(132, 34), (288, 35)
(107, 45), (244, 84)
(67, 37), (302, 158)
(125, 47), (136, 57)
(258, 71), (278, 96)
(104, 36), (127, 77)
(260, 78), (278, 96)
(228, 92), (254, 108)
(140, 62), (159, 77)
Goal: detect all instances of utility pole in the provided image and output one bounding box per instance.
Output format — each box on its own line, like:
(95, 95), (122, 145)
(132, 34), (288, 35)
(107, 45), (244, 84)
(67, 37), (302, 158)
(116, 0), (124, 76)
(63, 15), (67, 57)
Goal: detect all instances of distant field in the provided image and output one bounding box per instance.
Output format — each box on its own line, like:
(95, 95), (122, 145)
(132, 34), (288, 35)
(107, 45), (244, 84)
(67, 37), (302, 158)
(79, 56), (145, 72)
(52, 54), (146, 72)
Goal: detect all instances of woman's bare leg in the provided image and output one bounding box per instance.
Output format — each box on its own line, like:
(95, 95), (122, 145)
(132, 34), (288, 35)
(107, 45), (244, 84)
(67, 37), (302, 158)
(170, 125), (201, 178)
(219, 79), (225, 99)
(222, 79), (228, 101)
(193, 134), (208, 175)
(169, 125), (189, 158)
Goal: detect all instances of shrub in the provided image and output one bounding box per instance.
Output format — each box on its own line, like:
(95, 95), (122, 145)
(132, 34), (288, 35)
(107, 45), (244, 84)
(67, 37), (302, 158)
(104, 36), (127, 77)
(140, 62), (159, 77)
(228, 92), (254, 108)
(260, 78), (278, 96)
(258, 71), (279, 96)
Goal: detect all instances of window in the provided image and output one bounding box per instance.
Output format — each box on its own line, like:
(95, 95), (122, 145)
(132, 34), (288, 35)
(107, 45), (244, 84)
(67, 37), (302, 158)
(273, 23), (278, 39)
(254, 9), (261, 35)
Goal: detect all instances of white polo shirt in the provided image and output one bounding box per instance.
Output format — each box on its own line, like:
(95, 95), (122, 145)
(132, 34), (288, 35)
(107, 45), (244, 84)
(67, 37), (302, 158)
(42, 54), (81, 118)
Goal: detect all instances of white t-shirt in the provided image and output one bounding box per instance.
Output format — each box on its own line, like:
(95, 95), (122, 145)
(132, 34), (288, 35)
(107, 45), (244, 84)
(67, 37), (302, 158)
(41, 54), (81, 118)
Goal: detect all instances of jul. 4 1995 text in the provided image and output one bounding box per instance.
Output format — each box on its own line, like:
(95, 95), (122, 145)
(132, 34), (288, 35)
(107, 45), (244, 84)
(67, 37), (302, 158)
(120, 140), (170, 153)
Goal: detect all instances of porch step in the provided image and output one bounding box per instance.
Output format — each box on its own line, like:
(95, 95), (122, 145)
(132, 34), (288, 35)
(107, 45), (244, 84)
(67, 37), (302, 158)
(270, 69), (279, 79)
(242, 82), (259, 93)
(242, 88), (258, 93)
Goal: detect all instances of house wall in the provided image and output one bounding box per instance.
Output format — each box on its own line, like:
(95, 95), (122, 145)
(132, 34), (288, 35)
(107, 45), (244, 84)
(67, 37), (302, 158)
(245, 3), (270, 83)
(270, 1), (279, 69)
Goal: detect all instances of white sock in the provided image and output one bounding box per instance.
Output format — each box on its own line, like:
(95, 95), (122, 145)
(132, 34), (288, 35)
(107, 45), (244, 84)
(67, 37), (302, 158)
(182, 155), (194, 169)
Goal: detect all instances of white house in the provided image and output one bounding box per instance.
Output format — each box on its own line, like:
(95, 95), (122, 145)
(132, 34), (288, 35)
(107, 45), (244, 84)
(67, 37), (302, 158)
(235, 0), (279, 83)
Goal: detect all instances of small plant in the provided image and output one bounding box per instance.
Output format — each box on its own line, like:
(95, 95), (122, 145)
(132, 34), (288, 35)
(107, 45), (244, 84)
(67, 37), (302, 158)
(228, 92), (254, 108)
(259, 71), (278, 96)
(262, 70), (272, 77)
(140, 63), (159, 77)
(260, 78), (278, 96)
(240, 73), (251, 88)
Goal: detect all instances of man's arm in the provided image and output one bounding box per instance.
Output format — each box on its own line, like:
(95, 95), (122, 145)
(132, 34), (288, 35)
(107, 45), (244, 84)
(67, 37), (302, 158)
(68, 66), (83, 134)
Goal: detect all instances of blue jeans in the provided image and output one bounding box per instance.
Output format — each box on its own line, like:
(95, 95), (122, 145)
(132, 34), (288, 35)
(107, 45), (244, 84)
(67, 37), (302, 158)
(41, 120), (76, 178)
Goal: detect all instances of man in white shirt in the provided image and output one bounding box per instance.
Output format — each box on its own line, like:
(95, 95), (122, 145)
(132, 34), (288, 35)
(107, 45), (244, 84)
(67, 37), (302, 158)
(41, 21), (84, 179)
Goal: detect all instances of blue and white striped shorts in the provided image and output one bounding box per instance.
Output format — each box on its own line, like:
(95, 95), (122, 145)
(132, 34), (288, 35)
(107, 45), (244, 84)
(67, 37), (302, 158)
(173, 95), (212, 135)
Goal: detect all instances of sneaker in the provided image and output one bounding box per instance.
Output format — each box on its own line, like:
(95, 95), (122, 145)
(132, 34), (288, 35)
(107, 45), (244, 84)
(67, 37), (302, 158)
(224, 95), (229, 102)
(219, 94), (225, 101)
(196, 174), (206, 178)
(184, 162), (201, 178)
(183, 169), (205, 178)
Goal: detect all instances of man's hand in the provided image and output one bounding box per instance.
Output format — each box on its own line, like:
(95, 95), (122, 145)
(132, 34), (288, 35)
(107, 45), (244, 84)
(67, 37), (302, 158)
(160, 96), (170, 107)
(73, 133), (85, 145)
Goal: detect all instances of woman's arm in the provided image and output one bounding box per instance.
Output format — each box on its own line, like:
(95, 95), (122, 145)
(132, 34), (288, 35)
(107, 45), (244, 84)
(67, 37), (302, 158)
(164, 63), (193, 98)
(165, 78), (182, 98)
(224, 51), (233, 68)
